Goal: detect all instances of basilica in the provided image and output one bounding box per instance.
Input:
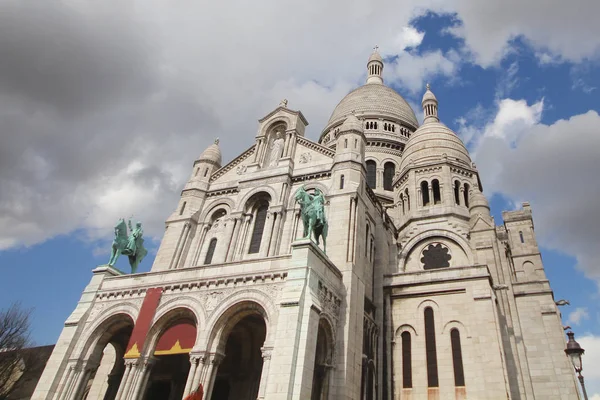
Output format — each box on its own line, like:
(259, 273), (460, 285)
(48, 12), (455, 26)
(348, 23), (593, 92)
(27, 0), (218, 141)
(32, 49), (580, 399)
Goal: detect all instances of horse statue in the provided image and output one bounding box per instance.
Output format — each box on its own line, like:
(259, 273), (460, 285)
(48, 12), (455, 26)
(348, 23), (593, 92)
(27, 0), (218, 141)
(107, 218), (148, 274)
(295, 186), (328, 253)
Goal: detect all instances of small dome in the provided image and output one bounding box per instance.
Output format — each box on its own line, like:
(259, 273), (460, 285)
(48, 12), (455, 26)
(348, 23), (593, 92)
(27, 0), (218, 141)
(469, 189), (490, 212)
(199, 140), (222, 166)
(340, 114), (364, 132)
(399, 122), (471, 173)
(368, 50), (383, 63)
(422, 84), (437, 104)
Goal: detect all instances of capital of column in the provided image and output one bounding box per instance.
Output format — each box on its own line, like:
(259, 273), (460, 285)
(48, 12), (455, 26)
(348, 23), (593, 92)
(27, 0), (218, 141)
(260, 346), (274, 361)
(124, 358), (139, 368)
(209, 352), (225, 365)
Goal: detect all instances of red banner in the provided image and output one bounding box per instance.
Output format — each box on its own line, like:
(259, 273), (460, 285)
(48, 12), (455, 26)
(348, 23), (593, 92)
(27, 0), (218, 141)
(124, 287), (163, 358)
(154, 322), (196, 355)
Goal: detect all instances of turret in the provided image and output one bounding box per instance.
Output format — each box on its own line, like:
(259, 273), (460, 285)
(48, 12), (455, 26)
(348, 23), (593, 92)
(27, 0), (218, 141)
(366, 46), (384, 85)
(193, 139), (222, 181)
(422, 83), (439, 124)
(332, 114), (366, 190)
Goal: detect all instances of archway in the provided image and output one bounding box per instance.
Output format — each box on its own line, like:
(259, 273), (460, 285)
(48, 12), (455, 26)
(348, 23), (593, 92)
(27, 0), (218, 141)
(79, 314), (134, 400)
(311, 318), (334, 400)
(144, 310), (197, 400)
(210, 315), (267, 400)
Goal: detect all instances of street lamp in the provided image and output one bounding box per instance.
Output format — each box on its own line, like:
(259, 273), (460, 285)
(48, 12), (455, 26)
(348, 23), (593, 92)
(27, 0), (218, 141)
(564, 331), (588, 400)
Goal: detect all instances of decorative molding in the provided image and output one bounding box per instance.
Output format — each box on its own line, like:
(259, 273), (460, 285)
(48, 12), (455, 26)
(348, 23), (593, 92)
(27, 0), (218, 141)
(236, 165), (247, 175)
(450, 167), (474, 177)
(291, 171), (331, 183)
(299, 152), (312, 164)
(210, 145), (256, 182)
(206, 187), (239, 198)
(296, 136), (335, 158)
(318, 280), (341, 321)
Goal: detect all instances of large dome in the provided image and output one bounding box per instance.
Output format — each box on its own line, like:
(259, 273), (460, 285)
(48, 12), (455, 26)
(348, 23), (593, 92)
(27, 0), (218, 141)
(399, 121), (471, 174)
(323, 84), (419, 133)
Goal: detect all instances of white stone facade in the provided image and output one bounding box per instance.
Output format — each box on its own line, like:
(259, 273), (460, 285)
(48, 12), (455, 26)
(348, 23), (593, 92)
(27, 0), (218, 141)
(32, 51), (580, 400)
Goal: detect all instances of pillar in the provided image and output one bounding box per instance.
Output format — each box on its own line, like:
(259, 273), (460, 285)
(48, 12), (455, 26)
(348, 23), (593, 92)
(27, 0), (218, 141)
(226, 216), (242, 262)
(183, 354), (201, 397)
(259, 211), (275, 257)
(171, 222), (192, 269)
(202, 353), (224, 400)
(192, 224), (209, 265)
(114, 359), (136, 400)
(220, 217), (237, 263)
(257, 346), (273, 400)
(268, 212), (283, 256)
(130, 357), (155, 400)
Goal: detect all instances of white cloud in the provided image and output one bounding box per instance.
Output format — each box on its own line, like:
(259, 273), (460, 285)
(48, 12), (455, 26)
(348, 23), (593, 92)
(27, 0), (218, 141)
(569, 308), (590, 326)
(469, 102), (600, 282)
(578, 334), (600, 397)
(1, 0), (600, 251)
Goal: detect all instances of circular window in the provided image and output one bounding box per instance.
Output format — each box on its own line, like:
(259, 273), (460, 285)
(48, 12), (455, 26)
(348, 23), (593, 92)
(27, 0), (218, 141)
(421, 243), (452, 270)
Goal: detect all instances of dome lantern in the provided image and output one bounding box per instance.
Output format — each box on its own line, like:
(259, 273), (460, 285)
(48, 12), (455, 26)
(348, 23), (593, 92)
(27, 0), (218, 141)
(422, 83), (439, 124)
(366, 45), (384, 85)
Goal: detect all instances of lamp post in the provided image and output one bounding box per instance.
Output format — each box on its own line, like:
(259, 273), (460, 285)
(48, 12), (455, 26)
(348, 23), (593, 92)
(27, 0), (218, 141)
(564, 331), (588, 400)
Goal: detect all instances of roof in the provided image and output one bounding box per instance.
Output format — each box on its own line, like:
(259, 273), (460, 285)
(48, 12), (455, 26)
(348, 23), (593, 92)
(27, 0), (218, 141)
(2, 345), (55, 400)
(324, 84), (419, 133)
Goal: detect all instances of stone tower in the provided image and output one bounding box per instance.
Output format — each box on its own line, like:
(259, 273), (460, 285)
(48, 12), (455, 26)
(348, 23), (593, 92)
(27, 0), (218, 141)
(32, 50), (580, 400)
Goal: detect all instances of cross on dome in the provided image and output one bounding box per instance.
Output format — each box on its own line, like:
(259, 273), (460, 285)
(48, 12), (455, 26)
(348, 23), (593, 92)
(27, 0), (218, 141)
(373, 44), (379, 52)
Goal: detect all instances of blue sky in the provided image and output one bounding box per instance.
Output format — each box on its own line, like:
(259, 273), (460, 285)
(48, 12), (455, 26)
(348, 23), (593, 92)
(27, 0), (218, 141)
(1, 2), (599, 397)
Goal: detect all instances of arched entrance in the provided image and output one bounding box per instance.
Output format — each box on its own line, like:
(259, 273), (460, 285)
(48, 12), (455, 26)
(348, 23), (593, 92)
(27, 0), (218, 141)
(311, 318), (334, 400)
(207, 302), (268, 400)
(78, 314), (134, 400)
(144, 310), (197, 400)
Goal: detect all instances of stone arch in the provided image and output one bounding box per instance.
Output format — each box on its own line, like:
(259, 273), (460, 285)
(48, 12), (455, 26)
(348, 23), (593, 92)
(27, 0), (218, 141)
(312, 316), (336, 400)
(196, 198), (235, 223)
(399, 230), (474, 270)
(149, 296), (207, 349)
(262, 117), (290, 137)
(442, 320), (470, 338)
(75, 303), (138, 361)
(238, 187), (277, 212)
(416, 299), (443, 335)
(142, 305), (199, 357)
(394, 323), (418, 338)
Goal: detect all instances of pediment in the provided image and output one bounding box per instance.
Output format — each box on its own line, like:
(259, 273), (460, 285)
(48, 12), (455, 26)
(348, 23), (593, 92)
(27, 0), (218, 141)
(293, 137), (335, 167)
(209, 145), (256, 184)
(470, 214), (494, 231)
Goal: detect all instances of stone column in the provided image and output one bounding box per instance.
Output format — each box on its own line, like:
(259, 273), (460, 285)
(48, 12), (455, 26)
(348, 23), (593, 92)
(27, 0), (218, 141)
(68, 361), (98, 400)
(183, 354), (201, 398)
(114, 359), (136, 400)
(259, 211), (276, 257)
(192, 224), (209, 266)
(61, 362), (82, 400)
(428, 186), (434, 206)
(268, 212), (283, 256)
(257, 346), (273, 400)
(377, 168), (384, 190)
(236, 215), (253, 259)
(191, 354), (206, 394)
(172, 222), (192, 269)
(202, 353), (224, 400)
(130, 357), (155, 400)
(220, 217), (237, 263)
(226, 216), (242, 262)
(288, 133), (297, 159)
(54, 363), (77, 400)
(282, 132), (291, 157)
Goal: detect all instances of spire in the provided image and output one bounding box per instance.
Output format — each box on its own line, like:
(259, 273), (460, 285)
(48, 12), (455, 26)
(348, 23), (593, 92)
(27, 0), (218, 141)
(366, 45), (384, 85)
(422, 83), (439, 123)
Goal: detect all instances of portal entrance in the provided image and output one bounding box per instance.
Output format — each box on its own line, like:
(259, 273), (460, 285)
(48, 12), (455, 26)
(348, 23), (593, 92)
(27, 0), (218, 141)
(311, 319), (333, 400)
(143, 319), (197, 400)
(211, 315), (266, 400)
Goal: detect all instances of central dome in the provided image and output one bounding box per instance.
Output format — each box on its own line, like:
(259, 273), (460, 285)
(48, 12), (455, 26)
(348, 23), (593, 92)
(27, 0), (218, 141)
(323, 84), (419, 133)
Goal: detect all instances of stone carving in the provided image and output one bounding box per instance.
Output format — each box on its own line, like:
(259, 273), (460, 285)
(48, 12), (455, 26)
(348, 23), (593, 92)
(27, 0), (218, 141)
(236, 165), (247, 175)
(295, 186), (328, 253)
(279, 99), (288, 108)
(268, 131), (285, 167)
(108, 218), (148, 274)
(299, 152), (312, 164)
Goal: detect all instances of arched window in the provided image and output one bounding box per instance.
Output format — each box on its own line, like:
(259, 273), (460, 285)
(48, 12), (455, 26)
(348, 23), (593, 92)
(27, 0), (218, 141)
(451, 328), (465, 386)
(195, 168), (199, 177)
(405, 188), (410, 211)
(248, 203), (268, 254)
(204, 168), (209, 177)
(432, 179), (441, 204)
(392, 125), (396, 133)
(344, 138), (348, 148)
(383, 162), (395, 191)
(424, 307), (438, 387)
(454, 180), (460, 205)
(340, 175), (345, 189)
(180, 201), (186, 215)
(366, 160), (377, 189)
(374, 122), (378, 129)
(463, 183), (470, 208)
(401, 331), (412, 388)
(370, 237), (374, 262)
(204, 238), (217, 265)
(421, 181), (430, 206)
(519, 231), (524, 243)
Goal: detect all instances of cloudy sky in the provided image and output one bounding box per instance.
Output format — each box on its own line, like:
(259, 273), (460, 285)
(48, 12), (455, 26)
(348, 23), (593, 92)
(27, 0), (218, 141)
(1, 0), (599, 396)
